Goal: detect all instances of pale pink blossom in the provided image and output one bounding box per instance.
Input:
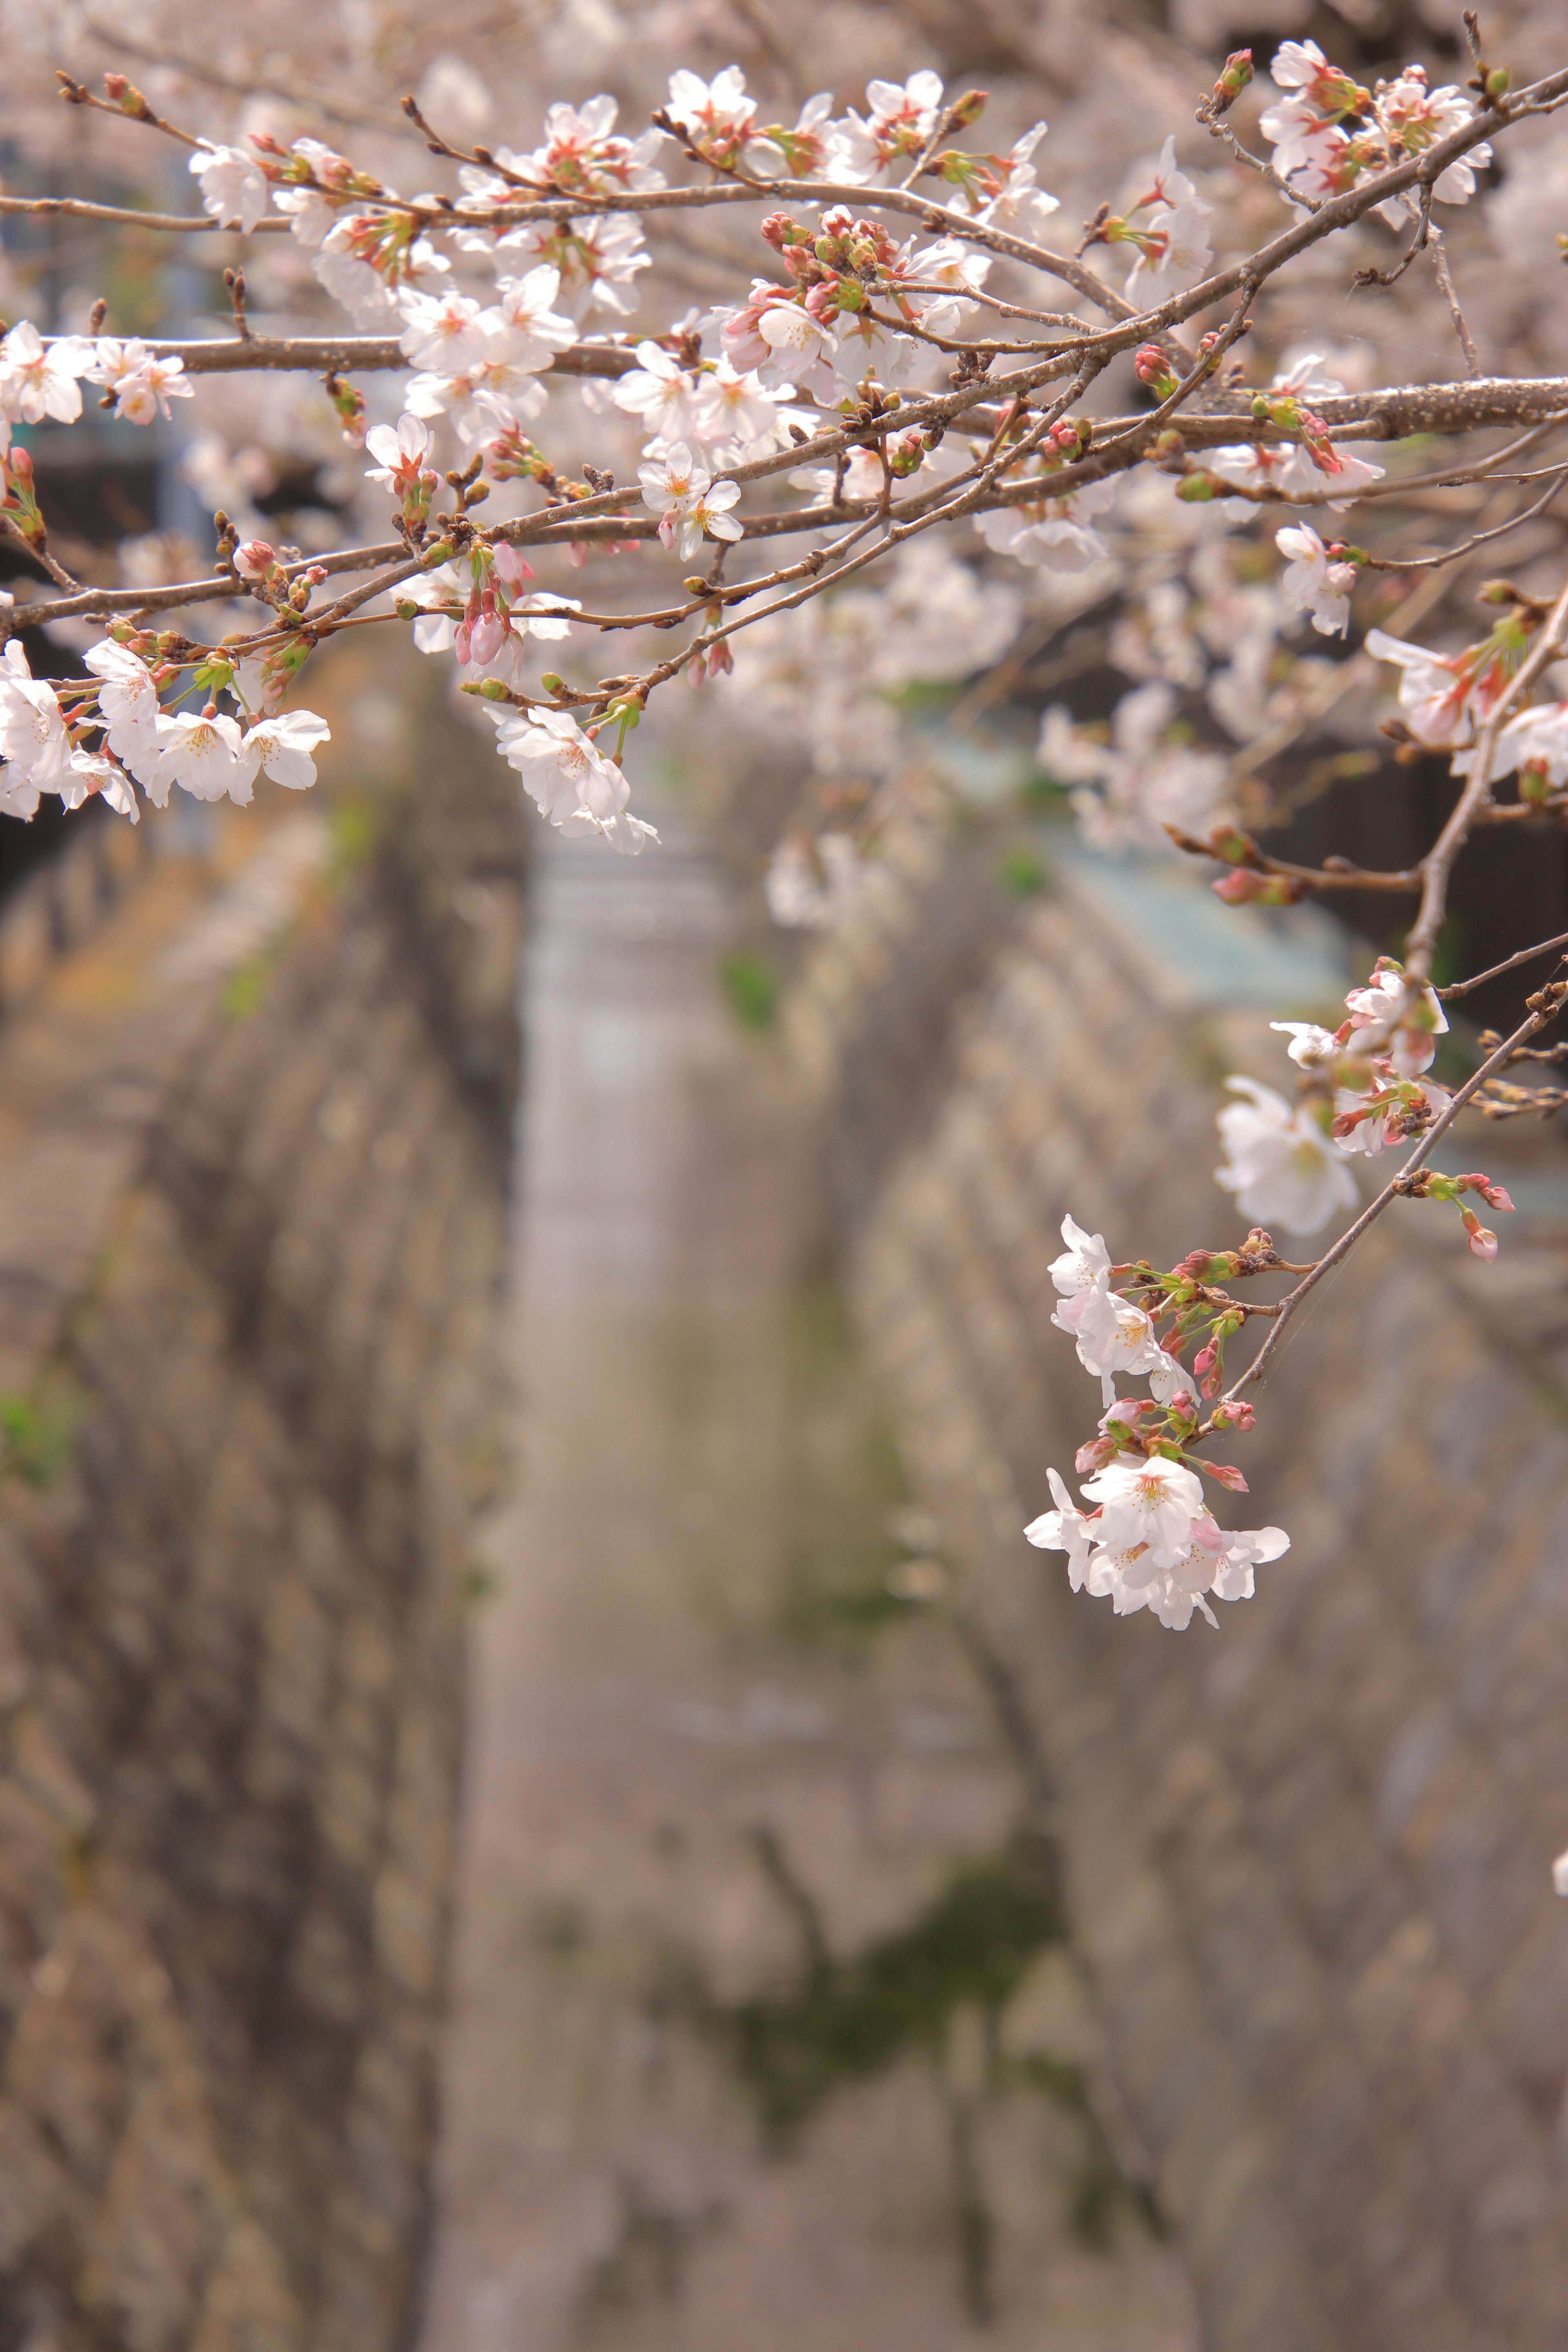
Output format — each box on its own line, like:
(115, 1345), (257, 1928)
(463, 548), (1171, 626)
(84, 639), (161, 767)
(1276, 523), (1355, 637)
(0, 639), (71, 813)
(240, 710), (332, 790)
(146, 710), (253, 806)
(188, 143), (272, 233)
(1215, 1076), (1358, 1236)
(0, 323), (90, 425)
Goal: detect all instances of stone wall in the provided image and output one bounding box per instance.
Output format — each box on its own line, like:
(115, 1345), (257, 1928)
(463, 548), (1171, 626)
(0, 783), (516, 2352)
(790, 823), (1568, 2352)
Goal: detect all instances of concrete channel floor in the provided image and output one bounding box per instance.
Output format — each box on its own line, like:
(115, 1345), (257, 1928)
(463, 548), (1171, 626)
(418, 813), (1198, 2352)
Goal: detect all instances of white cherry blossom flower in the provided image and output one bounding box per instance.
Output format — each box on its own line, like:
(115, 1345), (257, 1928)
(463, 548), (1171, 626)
(0, 323), (91, 425)
(146, 710), (253, 806)
(753, 301), (839, 399)
(1270, 1020), (1340, 1071)
(688, 361), (788, 460)
(0, 639), (71, 813)
(490, 706), (637, 843)
(1080, 1452), (1205, 1567)
(1215, 1075), (1358, 1236)
(1023, 1468), (1101, 1592)
(65, 747), (138, 820)
(666, 67), (757, 147)
(1276, 523), (1356, 637)
(826, 71), (944, 184)
(1343, 965), (1448, 1076)
(398, 289), (491, 372)
(490, 267), (579, 363)
(240, 709), (331, 790)
(1333, 1075), (1450, 1156)
(1052, 1269), (1176, 1403)
(494, 214), (650, 318)
(1461, 699), (1568, 788)
(613, 341), (702, 442)
(85, 639), (161, 766)
(188, 143), (272, 233)
(639, 442), (742, 558)
(364, 412), (432, 488)
(1048, 1212), (1112, 1298)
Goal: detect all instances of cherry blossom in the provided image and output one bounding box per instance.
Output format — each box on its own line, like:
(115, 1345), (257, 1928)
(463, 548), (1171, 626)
(1276, 523), (1356, 637)
(1343, 962), (1448, 1077)
(84, 640), (162, 768)
(489, 707), (659, 853)
(0, 640), (71, 813)
(1023, 1467), (1100, 1594)
(240, 711), (332, 791)
(613, 342), (703, 443)
(688, 362), (791, 461)
(398, 290), (492, 373)
(1215, 1076), (1359, 1236)
(829, 72), (945, 183)
(639, 444), (742, 559)
(187, 143), (272, 234)
(146, 711), (254, 806)
(363, 412), (432, 490)
(0, 323), (89, 425)
(1081, 1453), (1206, 1564)
(64, 748), (138, 821)
(1048, 1213), (1113, 1301)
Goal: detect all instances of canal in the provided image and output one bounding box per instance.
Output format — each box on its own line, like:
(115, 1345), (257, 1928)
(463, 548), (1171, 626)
(418, 801), (1197, 2352)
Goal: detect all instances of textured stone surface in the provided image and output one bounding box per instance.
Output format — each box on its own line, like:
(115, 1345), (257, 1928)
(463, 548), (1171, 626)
(0, 806), (512, 2352)
(791, 824), (1568, 2352)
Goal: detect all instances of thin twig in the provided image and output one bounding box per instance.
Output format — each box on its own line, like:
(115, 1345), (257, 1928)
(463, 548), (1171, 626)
(1430, 225), (1483, 376)
(1439, 932), (1568, 999)
(1226, 998), (1562, 1400)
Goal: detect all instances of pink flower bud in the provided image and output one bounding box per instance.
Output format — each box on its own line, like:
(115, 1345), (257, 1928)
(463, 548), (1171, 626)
(467, 611), (507, 665)
(1205, 1462), (1250, 1492)
(236, 539), (276, 581)
(706, 640), (733, 679)
(454, 621), (472, 664)
(1461, 1207), (1499, 1260)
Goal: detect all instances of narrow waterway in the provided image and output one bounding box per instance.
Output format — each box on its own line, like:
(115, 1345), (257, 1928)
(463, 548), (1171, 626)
(419, 809), (1196, 2352)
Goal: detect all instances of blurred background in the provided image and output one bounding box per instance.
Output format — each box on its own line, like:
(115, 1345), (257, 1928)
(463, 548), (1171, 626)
(1, 3), (1567, 2350)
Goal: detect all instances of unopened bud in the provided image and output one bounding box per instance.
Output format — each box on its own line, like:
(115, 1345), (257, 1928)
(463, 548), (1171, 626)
(538, 672), (566, 695)
(1212, 49), (1254, 109)
(1486, 66), (1511, 100)
(1521, 757), (1553, 805)
(1176, 472), (1217, 502)
(949, 88), (988, 127)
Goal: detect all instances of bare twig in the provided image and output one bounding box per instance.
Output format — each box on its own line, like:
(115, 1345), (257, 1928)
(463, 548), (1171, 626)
(1429, 225), (1483, 377)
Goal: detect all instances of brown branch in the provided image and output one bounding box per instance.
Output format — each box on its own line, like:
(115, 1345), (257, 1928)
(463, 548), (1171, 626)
(1439, 930), (1568, 998)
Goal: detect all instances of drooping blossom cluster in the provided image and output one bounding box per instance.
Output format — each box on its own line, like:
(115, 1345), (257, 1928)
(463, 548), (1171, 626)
(1024, 1214), (1289, 1632)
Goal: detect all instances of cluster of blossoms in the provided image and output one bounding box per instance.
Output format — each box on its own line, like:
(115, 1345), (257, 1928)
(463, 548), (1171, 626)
(0, 633), (329, 822)
(1024, 1215), (1289, 1632)
(0, 322), (192, 429)
(1025, 939), (1519, 1630)
(1210, 957), (1517, 1249)
(1258, 40), (1492, 216)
